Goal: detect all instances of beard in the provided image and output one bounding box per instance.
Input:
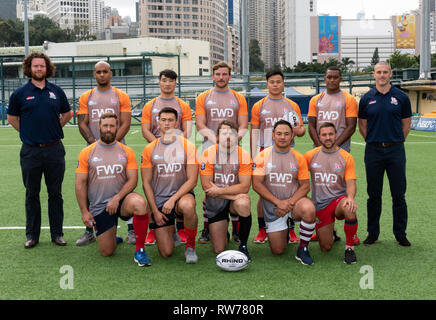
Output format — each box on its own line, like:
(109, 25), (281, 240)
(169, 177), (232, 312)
(100, 131), (116, 144)
(31, 72), (46, 82)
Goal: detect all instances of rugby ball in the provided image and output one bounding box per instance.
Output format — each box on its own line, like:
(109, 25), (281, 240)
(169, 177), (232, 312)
(216, 250), (249, 272)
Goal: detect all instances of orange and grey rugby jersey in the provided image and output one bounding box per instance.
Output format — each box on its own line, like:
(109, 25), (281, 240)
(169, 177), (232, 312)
(253, 146), (309, 222)
(200, 145), (252, 217)
(308, 90), (357, 152)
(76, 141), (137, 217)
(251, 96), (303, 148)
(195, 89), (248, 138)
(304, 147), (356, 211)
(77, 87), (131, 141)
(141, 96), (192, 138)
(140, 136), (198, 208)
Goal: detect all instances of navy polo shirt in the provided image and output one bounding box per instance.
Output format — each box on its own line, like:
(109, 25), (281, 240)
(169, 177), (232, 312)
(358, 85), (412, 143)
(8, 80), (71, 146)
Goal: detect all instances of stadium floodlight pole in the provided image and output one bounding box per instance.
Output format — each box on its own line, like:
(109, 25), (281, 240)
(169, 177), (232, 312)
(240, 0), (249, 85)
(24, 0), (29, 57)
(420, 0), (431, 80)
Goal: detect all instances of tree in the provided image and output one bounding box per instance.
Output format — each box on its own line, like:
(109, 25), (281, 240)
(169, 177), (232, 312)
(388, 51), (419, 69)
(249, 39), (264, 72)
(370, 47), (380, 66)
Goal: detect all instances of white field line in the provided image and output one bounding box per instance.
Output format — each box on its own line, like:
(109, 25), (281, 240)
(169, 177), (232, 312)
(0, 226), (119, 230)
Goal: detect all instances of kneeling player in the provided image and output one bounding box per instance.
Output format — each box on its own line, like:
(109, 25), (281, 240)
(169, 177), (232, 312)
(75, 113), (151, 266)
(141, 107), (199, 264)
(252, 120), (316, 265)
(304, 122), (358, 264)
(200, 120), (253, 260)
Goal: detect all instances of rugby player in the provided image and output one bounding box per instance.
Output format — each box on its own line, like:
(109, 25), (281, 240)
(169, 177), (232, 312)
(252, 120), (316, 265)
(304, 122), (358, 264)
(195, 61), (248, 244)
(141, 69), (193, 246)
(250, 69), (305, 244)
(141, 107), (199, 264)
(75, 113), (151, 266)
(199, 120), (252, 260)
(75, 61), (134, 246)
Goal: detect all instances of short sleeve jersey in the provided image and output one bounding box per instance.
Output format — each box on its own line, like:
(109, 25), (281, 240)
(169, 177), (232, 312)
(140, 136), (198, 208)
(304, 147), (356, 211)
(251, 96), (303, 148)
(200, 145), (252, 215)
(195, 89), (248, 136)
(141, 96), (192, 138)
(308, 90), (358, 151)
(77, 86), (131, 140)
(253, 146), (309, 222)
(76, 141), (137, 217)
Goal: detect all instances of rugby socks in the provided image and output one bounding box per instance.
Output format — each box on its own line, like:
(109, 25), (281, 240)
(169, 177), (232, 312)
(184, 227), (197, 250)
(86, 227), (93, 233)
(176, 221), (184, 231)
(203, 201), (209, 230)
(127, 217), (134, 231)
(238, 215), (252, 246)
(258, 217), (266, 230)
(344, 218), (358, 249)
(230, 214), (239, 233)
(298, 220), (316, 249)
(133, 214), (149, 252)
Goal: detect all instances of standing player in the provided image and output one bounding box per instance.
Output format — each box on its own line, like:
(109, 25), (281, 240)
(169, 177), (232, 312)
(141, 69), (193, 245)
(75, 61), (133, 246)
(199, 120), (252, 260)
(250, 69), (305, 244)
(141, 107), (199, 264)
(195, 61), (248, 244)
(304, 122), (359, 264)
(252, 120), (316, 265)
(75, 113), (151, 266)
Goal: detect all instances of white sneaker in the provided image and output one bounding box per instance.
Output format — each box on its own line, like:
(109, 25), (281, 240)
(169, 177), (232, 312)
(185, 247), (198, 264)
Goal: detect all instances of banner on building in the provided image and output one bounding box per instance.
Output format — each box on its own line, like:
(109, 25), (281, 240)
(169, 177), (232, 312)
(318, 16), (339, 55)
(395, 15), (416, 50)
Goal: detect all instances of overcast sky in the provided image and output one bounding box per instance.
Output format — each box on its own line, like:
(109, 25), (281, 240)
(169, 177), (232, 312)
(104, 0), (420, 22)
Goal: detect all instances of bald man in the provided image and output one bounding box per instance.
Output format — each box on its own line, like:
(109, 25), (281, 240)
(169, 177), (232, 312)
(76, 61), (133, 246)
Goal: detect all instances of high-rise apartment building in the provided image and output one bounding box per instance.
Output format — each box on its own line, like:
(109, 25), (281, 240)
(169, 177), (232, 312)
(0, 0), (17, 20)
(227, 0), (241, 73)
(17, 0), (47, 20)
(138, 0), (226, 67)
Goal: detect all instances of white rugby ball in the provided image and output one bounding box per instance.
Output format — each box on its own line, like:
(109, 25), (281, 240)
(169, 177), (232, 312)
(216, 250), (249, 272)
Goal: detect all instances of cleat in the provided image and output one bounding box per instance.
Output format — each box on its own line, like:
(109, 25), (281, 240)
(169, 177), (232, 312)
(116, 236), (123, 245)
(177, 229), (187, 244)
(363, 234), (378, 245)
(396, 236), (411, 247)
(145, 229), (156, 245)
(238, 244), (251, 262)
(333, 229), (341, 242)
(288, 228), (299, 243)
(185, 247), (198, 264)
(174, 231), (183, 247)
(295, 247), (314, 265)
(75, 230), (96, 246)
(232, 230), (240, 244)
(125, 229), (136, 245)
(134, 248), (151, 267)
(253, 227), (268, 244)
(198, 228), (210, 244)
(344, 248), (357, 264)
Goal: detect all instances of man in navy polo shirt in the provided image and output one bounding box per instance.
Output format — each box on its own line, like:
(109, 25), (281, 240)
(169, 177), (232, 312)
(7, 52), (72, 249)
(358, 61), (412, 247)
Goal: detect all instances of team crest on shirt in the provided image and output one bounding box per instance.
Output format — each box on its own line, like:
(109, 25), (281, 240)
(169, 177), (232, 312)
(118, 154), (127, 162)
(290, 162), (297, 171)
(252, 163), (256, 170)
(333, 162), (343, 172)
(229, 100), (237, 106)
(110, 98), (117, 105)
(391, 97), (398, 105)
(201, 162), (206, 170)
(49, 92), (56, 99)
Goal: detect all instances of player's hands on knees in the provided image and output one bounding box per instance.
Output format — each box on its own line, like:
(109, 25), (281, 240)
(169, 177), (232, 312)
(343, 197), (357, 214)
(153, 210), (168, 226)
(106, 196), (120, 215)
(81, 211), (96, 228)
(162, 198), (176, 214)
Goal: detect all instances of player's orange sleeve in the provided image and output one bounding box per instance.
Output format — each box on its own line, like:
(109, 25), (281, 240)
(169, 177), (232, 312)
(77, 89), (93, 115)
(119, 143), (138, 170)
(253, 147), (271, 176)
(339, 149), (357, 180)
(232, 90), (248, 116)
(307, 93), (322, 118)
(113, 87), (131, 113)
(343, 92), (358, 118)
(285, 98), (304, 125)
(195, 89), (211, 116)
(177, 98), (193, 122)
(238, 147), (253, 176)
(141, 98), (156, 124)
(76, 143), (96, 173)
(199, 145), (216, 176)
(250, 98), (265, 125)
(292, 149), (310, 181)
(140, 140), (158, 169)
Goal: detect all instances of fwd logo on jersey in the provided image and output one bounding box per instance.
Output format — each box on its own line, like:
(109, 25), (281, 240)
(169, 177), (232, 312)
(269, 172), (293, 185)
(157, 163), (182, 175)
(96, 164), (124, 176)
(314, 172), (338, 184)
(215, 173), (235, 185)
(264, 117), (282, 126)
(210, 108), (234, 118)
(91, 108), (116, 119)
(319, 110), (339, 121)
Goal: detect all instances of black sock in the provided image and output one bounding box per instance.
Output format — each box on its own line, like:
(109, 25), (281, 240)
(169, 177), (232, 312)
(238, 215), (252, 246)
(176, 221), (184, 231)
(127, 223), (134, 231)
(258, 217), (265, 229)
(86, 227), (93, 233)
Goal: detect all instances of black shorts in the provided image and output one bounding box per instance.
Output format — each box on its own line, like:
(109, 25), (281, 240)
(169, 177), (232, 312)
(93, 197), (129, 236)
(150, 192), (195, 229)
(208, 201), (231, 225)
